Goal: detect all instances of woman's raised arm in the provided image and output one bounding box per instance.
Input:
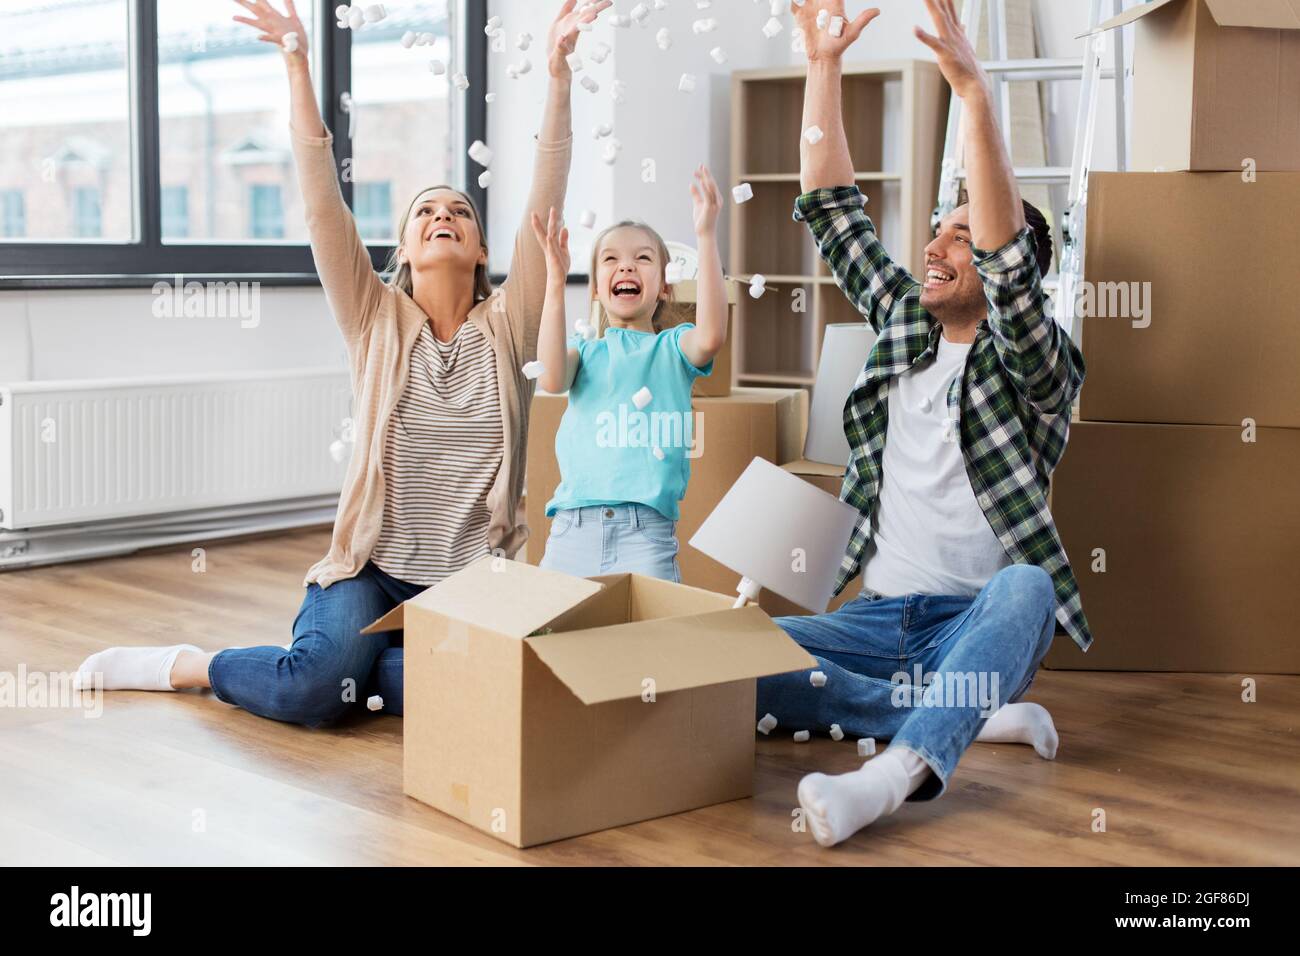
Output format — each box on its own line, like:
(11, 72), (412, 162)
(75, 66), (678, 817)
(499, 1), (611, 358)
(232, 0), (383, 344)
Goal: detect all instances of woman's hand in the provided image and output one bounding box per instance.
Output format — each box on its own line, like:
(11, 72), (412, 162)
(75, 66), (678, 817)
(547, 0), (612, 78)
(915, 0), (988, 102)
(530, 208), (571, 280)
(792, 1), (881, 63)
(689, 165), (722, 240)
(232, 0), (308, 58)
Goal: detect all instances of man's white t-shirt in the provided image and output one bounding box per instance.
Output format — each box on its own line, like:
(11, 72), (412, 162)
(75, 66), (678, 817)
(860, 334), (1012, 598)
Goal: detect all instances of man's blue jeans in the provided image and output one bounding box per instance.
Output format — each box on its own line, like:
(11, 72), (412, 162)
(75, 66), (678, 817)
(208, 561), (424, 727)
(758, 564), (1058, 800)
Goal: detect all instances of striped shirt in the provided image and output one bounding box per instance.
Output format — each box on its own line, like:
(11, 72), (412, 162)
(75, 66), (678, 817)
(370, 321), (504, 586)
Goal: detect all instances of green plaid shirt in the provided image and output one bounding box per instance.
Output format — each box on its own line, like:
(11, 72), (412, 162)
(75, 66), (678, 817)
(796, 186), (1091, 650)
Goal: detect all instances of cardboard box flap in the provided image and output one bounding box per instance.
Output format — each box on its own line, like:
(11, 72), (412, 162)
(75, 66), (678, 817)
(525, 605), (817, 705)
(1089, 0), (1182, 34)
(1205, 0), (1300, 28)
(390, 556), (603, 639)
(1089, 0), (1300, 34)
(360, 603), (404, 635)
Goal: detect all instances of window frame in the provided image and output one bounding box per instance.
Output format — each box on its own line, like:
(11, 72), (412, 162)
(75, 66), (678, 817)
(0, 0), (487, 289)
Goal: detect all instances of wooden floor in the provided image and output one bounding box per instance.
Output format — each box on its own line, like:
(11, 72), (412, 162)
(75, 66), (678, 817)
(1, 528), (1296, 866)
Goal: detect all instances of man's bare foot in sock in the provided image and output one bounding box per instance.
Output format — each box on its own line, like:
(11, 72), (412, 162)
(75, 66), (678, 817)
(976, 701), (1058, 759)
(74, 645), (213, 691)
(796, 747), (929, 847)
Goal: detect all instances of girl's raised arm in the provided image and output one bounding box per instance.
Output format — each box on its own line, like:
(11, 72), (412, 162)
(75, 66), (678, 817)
(679, 166), (728, 368)
(530, 208), (581, 395)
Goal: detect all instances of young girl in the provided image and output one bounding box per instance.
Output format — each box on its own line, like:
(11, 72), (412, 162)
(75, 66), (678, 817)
(529, 166), (727, 582)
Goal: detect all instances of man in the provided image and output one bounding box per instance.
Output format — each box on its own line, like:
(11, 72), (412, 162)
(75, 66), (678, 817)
(758, 0), (1090, 847)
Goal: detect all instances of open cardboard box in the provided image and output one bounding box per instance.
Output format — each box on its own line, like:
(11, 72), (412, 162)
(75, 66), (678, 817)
(363, 556), (816, 847)
(1091, 0), (1300, 171)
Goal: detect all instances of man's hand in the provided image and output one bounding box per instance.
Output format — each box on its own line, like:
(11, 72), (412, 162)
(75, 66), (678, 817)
(792, 1), (880, 62)
(915, 0), (989, 101)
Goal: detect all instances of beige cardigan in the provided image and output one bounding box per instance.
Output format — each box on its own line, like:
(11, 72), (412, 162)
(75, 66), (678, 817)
(293, 126), (573, 589)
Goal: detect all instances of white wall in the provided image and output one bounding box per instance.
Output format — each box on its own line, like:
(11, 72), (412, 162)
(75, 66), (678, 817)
(2, 0), (1109, 385)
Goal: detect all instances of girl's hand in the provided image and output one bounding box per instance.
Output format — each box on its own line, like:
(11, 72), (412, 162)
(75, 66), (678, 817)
(530, 207), (571, 279)
(792, 1), (880, 63)
(915, 0), (988, 102)
(689, 165), (722, 239)
(232, 0), (308, 58)
(547, 0), (612, 78)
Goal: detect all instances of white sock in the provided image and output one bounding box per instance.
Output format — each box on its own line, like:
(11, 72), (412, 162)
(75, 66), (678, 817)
(74, 644), (200, 691)
(976, 701), (1058, 759)
(797, 747), (930, 848)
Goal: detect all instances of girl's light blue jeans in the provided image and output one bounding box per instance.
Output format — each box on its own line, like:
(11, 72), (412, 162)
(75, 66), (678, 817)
(757, 563), (1059, 800)
(539, 503), (681, 582)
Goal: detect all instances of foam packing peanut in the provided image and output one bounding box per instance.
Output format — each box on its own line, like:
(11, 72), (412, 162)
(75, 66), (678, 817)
(632, 386), (653, 410)
(566, 52), (583, 73)
(521, 360), (545, 380)
(580, 75), (599, 93)
(363, 4), (386, 22)
(732, 182), (753, 204)
(590, 42), (611, 63)
(816, 8), (830, 29)
(477, 170), (492, 188)
(710, 46), (727, 64)
(858, 737), (876, 756)
(692, 18), (717, 34)
(761, 17), (783, 39)
(810, 670), (827, 687)
(366, 695), (384, 711)
(804, 125), (824, 145)
(793, 730), (811, 743)
(453, 72), (469, 91)
(281, 32), (299, 53)
(400, 30), (416, 48)
(829, 723), (844, 741)
(678, 73), (696, 94)
(652, 446), (665, 461)
(829, 15), (844, 38)
(468, 140), (493, 166)
(757, 713), (778, 735)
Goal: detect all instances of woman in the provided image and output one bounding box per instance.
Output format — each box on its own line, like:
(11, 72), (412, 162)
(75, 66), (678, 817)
(74, 0), (610, 726)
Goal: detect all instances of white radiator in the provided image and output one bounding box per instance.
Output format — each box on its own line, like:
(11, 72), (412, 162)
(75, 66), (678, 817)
(0, 369), (351, 567)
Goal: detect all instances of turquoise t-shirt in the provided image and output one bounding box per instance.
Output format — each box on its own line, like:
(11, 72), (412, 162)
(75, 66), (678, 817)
(545, 324), (713, 521)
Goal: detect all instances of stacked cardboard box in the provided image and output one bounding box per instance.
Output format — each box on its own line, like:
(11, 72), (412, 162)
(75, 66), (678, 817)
(1046, 0), (1300, 673)
(526, 387), (813, 615)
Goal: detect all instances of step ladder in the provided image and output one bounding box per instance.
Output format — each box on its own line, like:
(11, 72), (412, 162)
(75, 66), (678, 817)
(931, 0), (1135, 340)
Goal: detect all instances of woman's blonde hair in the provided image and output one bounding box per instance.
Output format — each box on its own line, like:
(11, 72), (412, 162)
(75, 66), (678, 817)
(587, 220), (682, 335)
(384, 185), (492, 302)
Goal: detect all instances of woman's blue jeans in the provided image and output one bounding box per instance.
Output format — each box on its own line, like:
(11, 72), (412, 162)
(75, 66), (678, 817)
(757, 564), (1059, 800)
(208, 561), (424, 727)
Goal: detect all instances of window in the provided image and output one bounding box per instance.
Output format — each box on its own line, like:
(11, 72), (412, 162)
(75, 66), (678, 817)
(354, 182), (393, 240)
(73, 187), (103, 238)
(156, 1), (319, 244)
(249, 185), (285, 240)
(0, 0), (133, 242)
(1, 191), (24, 238)
(161, 186), (189, 239)
(349, 0), (458, 247)
(0, 2), (484, 284)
